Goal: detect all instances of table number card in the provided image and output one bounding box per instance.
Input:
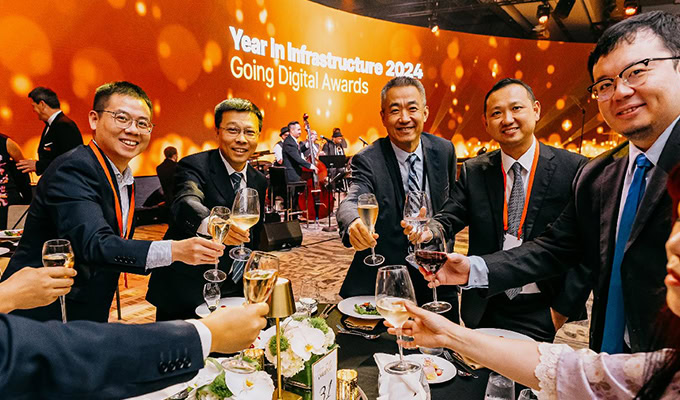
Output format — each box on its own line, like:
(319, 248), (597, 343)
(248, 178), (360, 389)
(311, 347), (338, 400)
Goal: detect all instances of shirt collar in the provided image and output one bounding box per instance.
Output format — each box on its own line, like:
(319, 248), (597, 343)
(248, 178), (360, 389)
(219, 149), (248, 183)
(500, 136), (537, 174)
(46, 110), (61, 126)
(627, 114), (680, 174)
(390, 139), (424, 165)
(91, 139), (134, 186)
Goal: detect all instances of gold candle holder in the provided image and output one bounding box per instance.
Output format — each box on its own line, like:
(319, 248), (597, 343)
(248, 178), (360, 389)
(267, 277), (301, 400)
(243, 348), (264, 371)
(337, 369), (358, 400)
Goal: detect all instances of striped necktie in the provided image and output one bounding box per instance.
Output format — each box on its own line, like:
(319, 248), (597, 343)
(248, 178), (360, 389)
(406, 153), (420, 193)
(230, 172), (244, 191)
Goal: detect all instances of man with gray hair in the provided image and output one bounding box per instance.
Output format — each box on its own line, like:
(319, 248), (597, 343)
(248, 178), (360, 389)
(337, 76), (459, 320)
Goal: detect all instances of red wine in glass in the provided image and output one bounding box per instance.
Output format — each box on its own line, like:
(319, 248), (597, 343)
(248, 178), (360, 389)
(415, 250), (447, 274)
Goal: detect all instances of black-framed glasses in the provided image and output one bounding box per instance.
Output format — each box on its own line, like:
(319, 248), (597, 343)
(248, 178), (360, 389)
(587, 56), (680, 101)
(96, 110), (154, 134)
(218, 125), (259, 139)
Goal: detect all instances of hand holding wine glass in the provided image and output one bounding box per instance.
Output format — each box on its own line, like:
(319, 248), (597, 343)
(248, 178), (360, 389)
(415, 220), (452, 313)
(42, 239), (75, 323)
(204, 206), (230, 283)
(375, 265), (420, 374)
(358, 193), (384, 266)
(229, 188), (260, 261)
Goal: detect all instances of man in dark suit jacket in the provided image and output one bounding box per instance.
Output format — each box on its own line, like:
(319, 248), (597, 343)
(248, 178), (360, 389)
(418, 79), (587, 342)
(147, 98), (267, 321)
(157, 145), (178, 205)
(430, 11), (680, 352)
(337, 77), (459, 319)
(1, 81), (223, 323)
(17, 87), (83, 175)
(282, 120), (317, 183)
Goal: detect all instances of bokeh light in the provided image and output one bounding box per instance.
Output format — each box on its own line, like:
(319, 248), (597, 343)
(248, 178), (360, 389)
(0, 16), (52, 75)
(556, 98), (565, 110)
(0, 107), (13, 121)
(562, 119), (572, 131)
(135, 1), (147, 16)
(157, 25), (202, 91)
(11, 74), (33, 96)
(71, 48), (124, 100)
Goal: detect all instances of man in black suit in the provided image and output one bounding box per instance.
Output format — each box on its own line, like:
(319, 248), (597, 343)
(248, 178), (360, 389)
(17, 87), (83, 175)
(282, 120), (317, 183)
(405, 79), (587, 342)
(147, 98), (268, 321)
(1, 81), (224, 323)
(337, 76), (459, 319)
(157, 145), (178, 205)
(430, 11), (680, 353)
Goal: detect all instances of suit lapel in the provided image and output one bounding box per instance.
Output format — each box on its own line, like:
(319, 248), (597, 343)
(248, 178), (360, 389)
(209, 150), (234, 205)
(483, 151), (505, 248)
(523, 143), (557, 239)
(598, 145), (628, 274)
(379, 138), (406, 212)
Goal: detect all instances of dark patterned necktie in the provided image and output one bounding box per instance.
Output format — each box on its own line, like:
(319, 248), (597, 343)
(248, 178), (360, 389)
(505, 162), (525, 300)
(230, 172), (243, 191)
(406, 153), (420, 193)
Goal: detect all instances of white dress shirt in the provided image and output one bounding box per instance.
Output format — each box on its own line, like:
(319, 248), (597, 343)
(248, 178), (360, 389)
(389, 139), (432, 211)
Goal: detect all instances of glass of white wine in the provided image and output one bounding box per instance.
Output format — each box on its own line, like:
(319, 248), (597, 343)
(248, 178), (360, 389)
(224, 251), (279, 373)
(203, 282), (220, 312)
(375, 265), (420, 374)
(358, 193), (384, 266)
(229, 188), (260, 261)
(42, 239), (74, 323)
(403, 191), (431, 266)
(203, 206), (230, 283)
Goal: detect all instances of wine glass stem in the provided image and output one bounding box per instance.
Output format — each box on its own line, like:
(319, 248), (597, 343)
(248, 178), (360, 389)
(59, 295), (67, 323)
(371, 246), (377, 262)
(397, 329), (405, 363)
(432, 286), (438, 303)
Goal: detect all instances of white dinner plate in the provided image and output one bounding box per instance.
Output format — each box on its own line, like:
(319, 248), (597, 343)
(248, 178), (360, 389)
(474, 328), (536, 342)
(0, 248), (10, 256)
(0, 229), (22, 241)
(404, 354), (456, 384)
(337, 296), (383, 320)
(195, 297), (246, 318)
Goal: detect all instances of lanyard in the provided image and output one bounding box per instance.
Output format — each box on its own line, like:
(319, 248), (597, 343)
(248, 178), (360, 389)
(502, 145), (539, 240)
(88, 141), (135, 239)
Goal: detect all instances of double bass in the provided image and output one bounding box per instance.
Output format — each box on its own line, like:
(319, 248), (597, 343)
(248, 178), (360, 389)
(298, 114), (334, 221)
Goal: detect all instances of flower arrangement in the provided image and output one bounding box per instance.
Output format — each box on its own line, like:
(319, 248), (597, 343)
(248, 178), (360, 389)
(193, 358), (274, 400)
(256, 316), (336, 378)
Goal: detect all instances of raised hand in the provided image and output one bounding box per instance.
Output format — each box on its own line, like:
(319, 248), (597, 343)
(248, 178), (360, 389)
(202, 302), (269, 354)
(348, 218), (378, 251)
(172, 237), (225, 265)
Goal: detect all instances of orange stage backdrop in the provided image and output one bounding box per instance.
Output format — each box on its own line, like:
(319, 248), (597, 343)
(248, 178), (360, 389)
(0, 0), (615, 176)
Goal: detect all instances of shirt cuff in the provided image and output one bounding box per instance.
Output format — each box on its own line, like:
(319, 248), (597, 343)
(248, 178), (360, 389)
(185, 319), (212, 359)
(197, 217), (210, 237)
(146, 240), (173, 270)
(461, 255), (489, 289)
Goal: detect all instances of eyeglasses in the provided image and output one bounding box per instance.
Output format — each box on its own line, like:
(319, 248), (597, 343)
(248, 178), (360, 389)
(218, 126), (259, 139)
(97, 110), (154, 134)
(587, 56), (680, 102)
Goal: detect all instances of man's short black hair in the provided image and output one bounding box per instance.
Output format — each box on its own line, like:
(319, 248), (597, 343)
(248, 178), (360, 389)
(214, 98), (263, 131)
(587, 11), (680, 80)
(483, 78), (537, 115)
(163, 146), (177, 159)
(287, 121), (300, 130)
(380, 76), (427, 108)
(93, 81), (153, 117)
(28, 87), (60, 109)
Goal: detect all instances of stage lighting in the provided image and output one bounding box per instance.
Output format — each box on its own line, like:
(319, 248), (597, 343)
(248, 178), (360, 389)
(429, 13), (439, 33)
(537, 3), (550, 25)
(623, 0), (639, 16)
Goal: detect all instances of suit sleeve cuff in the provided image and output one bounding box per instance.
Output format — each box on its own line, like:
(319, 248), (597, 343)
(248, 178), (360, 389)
(462, 255), (489, 289)
(146, 240), (173, 270)
(185, 319), (212, 359)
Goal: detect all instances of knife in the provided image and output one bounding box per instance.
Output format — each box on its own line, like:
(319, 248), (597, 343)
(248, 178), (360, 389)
(446, 350), (478, 376)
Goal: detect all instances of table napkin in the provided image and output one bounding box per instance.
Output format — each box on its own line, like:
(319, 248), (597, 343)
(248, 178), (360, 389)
(344, 317), (379, 330)
(373, 353), (428, 400)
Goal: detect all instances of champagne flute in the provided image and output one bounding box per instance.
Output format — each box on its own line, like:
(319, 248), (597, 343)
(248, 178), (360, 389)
(203, 206), (230, 283)
(42, 239), (74, 323)
(224, 251), (279, 373)
(415, 220), (452, 313)
(375, 265), (420, 374)
(403, 191), (431, 265)
(358, 193), (384, 266)
(203, 282), (220, 312)
(229, 188), (260, 261)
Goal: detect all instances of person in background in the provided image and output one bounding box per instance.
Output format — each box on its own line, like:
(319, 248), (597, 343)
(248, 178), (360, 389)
(157, 145), (178, 206)
(17, 87), (82, 175)
(322, 128), (347, 156)
(273, 126), (289, 166)
(0, 134), (32, 228)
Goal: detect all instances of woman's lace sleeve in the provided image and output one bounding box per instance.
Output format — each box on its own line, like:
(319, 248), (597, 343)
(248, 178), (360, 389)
(535, 343), (573, 400)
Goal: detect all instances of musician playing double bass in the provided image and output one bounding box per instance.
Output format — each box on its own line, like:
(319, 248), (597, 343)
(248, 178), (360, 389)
(300, 129), (325, 159)
(282, 120), (317, 212)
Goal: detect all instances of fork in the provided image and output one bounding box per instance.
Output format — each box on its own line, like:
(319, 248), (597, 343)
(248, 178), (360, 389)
(443, 350), (478, 378)
(335, 324), (380, 340)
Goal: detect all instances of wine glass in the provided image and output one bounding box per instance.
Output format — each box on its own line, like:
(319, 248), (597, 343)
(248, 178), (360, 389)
(224, 251), (279, 373)
(518, 388), (538, 400)
(484, 372), (515, 399)
(375, 265), (420, 374)
(358, 193), (384, 266)
(203, 206), (230, 283)
(415, 220), (452, 313)
(403, 191), (431, 265)
(203, 282), (220, 313)
(42, 239), (74, 323)
(229, 188), (260, 261)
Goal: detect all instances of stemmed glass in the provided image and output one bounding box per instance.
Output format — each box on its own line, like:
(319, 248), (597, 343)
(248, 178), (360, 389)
(42, 239), (74, 323)
(203, 206), (230, 283)
(415, 220), (452, 313)
(358, 193), (384, 266)
(223, 251), (279, 373)
(229, 188), (260, 261)
(375, 265), (420, 374)
(203, 282), (220, 312)
(403, 191), (431, 265)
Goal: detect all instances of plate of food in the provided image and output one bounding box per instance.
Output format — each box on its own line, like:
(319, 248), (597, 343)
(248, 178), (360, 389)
(337, 296), (383, 320)
(405, 354), (456, 384)
(0, 229), (22, 240)
(474, 328), (536, 342)
(195, 297), (246, 318)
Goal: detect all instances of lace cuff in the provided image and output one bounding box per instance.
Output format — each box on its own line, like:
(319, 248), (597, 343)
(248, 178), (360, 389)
(535, 343), (573, 400)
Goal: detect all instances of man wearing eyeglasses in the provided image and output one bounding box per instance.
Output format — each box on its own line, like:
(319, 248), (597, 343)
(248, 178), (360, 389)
(146, 98), (267, 321)
(0, 81), (225, 323)
(429, 11), (680, 353)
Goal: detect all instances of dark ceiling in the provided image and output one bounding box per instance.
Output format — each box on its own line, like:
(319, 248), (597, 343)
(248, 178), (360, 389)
(308, 0), (680, 42)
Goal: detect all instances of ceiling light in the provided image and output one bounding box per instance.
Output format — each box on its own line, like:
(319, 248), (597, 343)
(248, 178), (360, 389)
(537, 3), (550, 24)
(428, 13), (439, 33)
(623, 0), (639, 16)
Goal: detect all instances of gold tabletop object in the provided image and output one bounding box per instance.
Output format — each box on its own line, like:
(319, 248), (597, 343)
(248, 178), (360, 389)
(337, 369), (358, 400)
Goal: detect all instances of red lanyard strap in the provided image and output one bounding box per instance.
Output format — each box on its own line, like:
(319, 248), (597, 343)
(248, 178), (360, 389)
(502, 145), (540, 240)
(88, 141), (135, 239)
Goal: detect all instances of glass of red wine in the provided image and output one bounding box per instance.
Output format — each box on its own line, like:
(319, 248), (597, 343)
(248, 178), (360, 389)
(414, 220), (452, 313)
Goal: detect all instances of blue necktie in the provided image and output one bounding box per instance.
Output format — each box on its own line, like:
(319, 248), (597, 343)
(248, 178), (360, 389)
(406, 153), (420, 193)
(230, 172), (243, 191)
(230, 260), (246, 283)
(601, 154), (653, 354)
